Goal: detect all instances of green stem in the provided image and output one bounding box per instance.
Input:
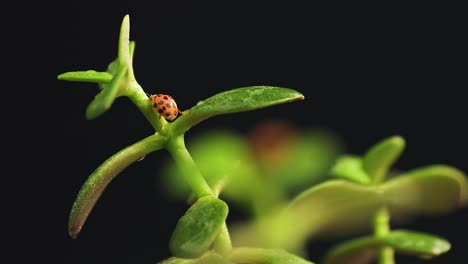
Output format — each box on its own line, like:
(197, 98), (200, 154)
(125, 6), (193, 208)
(374, 207), (395, 264)
(126, 81), (164, 132)
(212, 222), (232, 256)
(166, 135), (214, 198)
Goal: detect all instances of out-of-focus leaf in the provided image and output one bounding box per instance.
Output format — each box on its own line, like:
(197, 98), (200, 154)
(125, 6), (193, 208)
(322, 229), (450, 264)
(227, 247), (315, 264)
(384, 165), (468, 214)
(363, 136), (405, 183)
(158, 250), (233, 264)
(385, 230), (451, 258)
(160, 131), (262, 209)
(268, 129), (343, 194)
(322, 236), (378, 264)
(170, 86), (304, 135)
(330, 155), (370, 185)
(169, 196), (229, 258)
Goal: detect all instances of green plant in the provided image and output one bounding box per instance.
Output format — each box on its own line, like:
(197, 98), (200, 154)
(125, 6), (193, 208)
(58, 15), (468, 264)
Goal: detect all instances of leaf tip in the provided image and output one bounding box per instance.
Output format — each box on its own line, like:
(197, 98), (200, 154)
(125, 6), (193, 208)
(85, 105), (101, 120)
(57, 73), (65, 80)
(388, 135), (406, 148)
(69, 226), (81, 240)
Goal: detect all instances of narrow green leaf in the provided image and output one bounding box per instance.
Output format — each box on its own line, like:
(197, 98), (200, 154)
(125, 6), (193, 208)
(170, 86), (304, 135)
(384, 230), (451, 258)
(119, 14), (131, 66)
(57, 70), (113, 84)
(170, 196), (229, 258)
(86, 65), (128, 119)
(363, 135), (405, 183)
(129, 40), (135, 61)
(330, 155), (371, 185)
(227, 247), (315, 264)
(68, 134), (166, 239)
(322, 236), (378, 264)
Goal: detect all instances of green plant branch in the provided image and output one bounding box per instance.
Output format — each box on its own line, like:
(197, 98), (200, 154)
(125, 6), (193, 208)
(212, 222), (232, 256)
(374, 207), (394, 264)
(126, 81), (164, 132)
(166, 135), (214, 198)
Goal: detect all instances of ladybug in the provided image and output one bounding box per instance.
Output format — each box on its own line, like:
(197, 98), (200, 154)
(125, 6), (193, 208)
(149, 94), (183, 121)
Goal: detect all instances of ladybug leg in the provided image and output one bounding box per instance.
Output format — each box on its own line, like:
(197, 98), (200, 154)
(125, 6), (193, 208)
(178, 110), (186, 115)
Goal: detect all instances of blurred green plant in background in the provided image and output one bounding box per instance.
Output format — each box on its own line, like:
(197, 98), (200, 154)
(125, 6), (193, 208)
(159, 121), (468, 263)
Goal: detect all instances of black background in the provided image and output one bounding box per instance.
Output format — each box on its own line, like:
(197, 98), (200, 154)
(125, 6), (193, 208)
(17, 1), (468, 263)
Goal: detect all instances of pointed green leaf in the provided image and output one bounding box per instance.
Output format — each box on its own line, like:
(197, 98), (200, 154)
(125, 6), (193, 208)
(118, 15), (135, 81)
(227, 247), (315, 264)
(57, 70), (113, 84)
(385, 230), (451, 258)
(119, 15), (131, 66)
(86, 65), (127, 119)
(170, 196), (229, 258)
(363, 136), (405, 183)
(68, 134), (166, 239)
(170, 86), (304, 135)
(322, 236), (378, 264)
(330, 155), (371, 185)
(129, 40), (135, 61)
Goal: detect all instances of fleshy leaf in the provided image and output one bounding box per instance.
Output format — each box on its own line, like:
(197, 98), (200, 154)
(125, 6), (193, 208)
(169, 196), (229, 258)
(322, 236), (378, 264)
(322, 229), (450, 264)
(227, 247), (315, 264)
(170, 86), (304, 135)
(68, 134), (166, 239)
(86, 65), (128, 119)
(118, 15), (135, 81)
(385, 230), (451, 258)
(383, 165), (468, 214)
(363, 135), (405, 183)
(57, 70), (113, 84)
(158, 250), (233, 264)
(330, 155), (371, 185)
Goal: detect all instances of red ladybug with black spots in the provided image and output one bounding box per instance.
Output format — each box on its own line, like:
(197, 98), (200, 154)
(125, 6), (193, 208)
(149, 94), (183, 121)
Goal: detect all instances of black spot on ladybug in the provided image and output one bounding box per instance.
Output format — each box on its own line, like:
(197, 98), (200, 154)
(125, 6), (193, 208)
(158, 109), (163, 113)
(162, 106), (166, 110)
(165, 113), (170, 117)
(158, 101), (164, 105)
(152, 103), (157, 108)
(163, 96), (168, 100)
